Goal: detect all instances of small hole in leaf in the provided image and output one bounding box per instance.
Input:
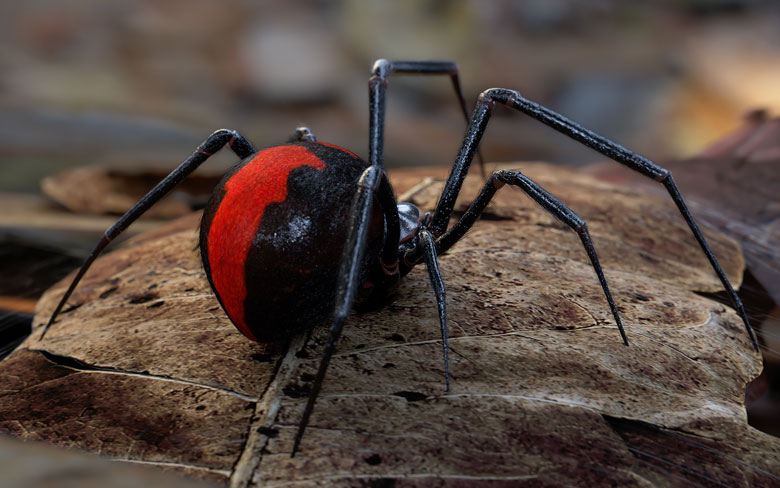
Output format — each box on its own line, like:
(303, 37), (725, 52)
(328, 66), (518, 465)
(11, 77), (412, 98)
(300, 373), (315, 382)
(128, 292), (158, 304)
(258, 427), (278, 438)
(364, 453), (382, 465)
(392, 391), (427, 402)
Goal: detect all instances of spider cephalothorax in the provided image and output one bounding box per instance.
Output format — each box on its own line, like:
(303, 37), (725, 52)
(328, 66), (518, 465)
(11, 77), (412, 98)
(41, 59), (759, 457)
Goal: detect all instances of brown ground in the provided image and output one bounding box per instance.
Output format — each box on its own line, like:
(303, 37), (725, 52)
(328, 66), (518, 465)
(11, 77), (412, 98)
(2, 164), (778, 487)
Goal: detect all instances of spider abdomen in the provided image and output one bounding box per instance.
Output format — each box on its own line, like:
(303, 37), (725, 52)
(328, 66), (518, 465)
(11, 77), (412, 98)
(200, 142), (383, 342)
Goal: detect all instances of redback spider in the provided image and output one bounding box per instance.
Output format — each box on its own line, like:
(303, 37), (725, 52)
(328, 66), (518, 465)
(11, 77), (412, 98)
(40, 59), (760, 456)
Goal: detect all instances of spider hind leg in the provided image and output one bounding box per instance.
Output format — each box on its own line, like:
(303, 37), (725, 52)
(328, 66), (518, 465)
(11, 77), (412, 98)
(431, 87), (759, 352)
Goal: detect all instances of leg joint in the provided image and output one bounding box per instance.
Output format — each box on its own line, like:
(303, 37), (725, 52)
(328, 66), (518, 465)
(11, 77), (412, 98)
(479, 88), (521, 108)
(357, 166), (382, 191)
(199, 129), (236, 155)
(371, 58), (392, 78)
(380, 257), (400, 276)
(295, 127), (317, 142)
(490, 170), (511, 189)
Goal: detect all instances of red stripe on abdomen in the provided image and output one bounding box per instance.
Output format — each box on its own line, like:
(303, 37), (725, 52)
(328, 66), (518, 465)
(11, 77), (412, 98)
(207, 145), (326, 341)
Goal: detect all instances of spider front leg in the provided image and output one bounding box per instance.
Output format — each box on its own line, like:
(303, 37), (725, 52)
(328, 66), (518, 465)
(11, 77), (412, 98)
(419, 228), (451, 391)
(40, 129), (256, 340)
(291, 166), (399, 456)
(291, 59), (483, 455)
(431, 88), (760, 352)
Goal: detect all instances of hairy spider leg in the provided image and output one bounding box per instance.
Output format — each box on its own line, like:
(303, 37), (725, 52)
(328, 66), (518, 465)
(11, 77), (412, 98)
(40, 129), (256, 340)
(370, 59), (486, 177)
(425, 169), (628, 346)
(429, 88), (759, 352)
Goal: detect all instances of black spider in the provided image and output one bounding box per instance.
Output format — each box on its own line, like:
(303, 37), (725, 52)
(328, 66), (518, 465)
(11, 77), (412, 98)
(40, 59), (759, 456)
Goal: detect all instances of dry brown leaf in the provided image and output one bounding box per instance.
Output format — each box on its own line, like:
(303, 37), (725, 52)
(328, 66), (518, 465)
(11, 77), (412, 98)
(2, 164), (778, 486)
(41, 166), (222, 218)
(0, 432), (220, 488)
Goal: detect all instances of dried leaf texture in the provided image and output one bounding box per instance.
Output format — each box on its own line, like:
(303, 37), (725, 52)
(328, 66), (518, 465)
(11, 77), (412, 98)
(41, 166), (221, 218)
(0, 431), (219, 488)
(3, 164), (778, 486)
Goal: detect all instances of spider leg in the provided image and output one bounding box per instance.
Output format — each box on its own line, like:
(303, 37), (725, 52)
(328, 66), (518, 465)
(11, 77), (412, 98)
(292, 165), (399, 456)
(290, 62), (455, 448)
(367, 58), (490, 267)
(369, 59), (486, 176)
(288, 126), (317, 142)
(422, 169), (628, 345)
(40, 129), (255, 340)
(419, 229), (450, 390)
(430, 88), (759, 352)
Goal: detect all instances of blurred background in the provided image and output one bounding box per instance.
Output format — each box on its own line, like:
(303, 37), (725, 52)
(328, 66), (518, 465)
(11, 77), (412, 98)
(1, 0), (779, 444)
(1, 0), (780, 189)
